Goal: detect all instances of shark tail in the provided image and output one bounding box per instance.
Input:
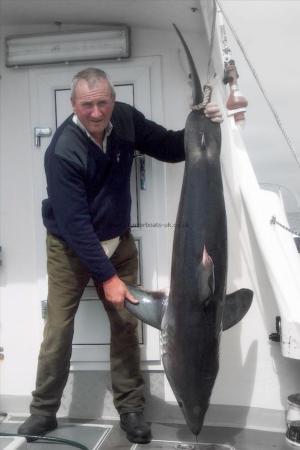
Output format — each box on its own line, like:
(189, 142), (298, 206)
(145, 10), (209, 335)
(173, 23), (203, 106)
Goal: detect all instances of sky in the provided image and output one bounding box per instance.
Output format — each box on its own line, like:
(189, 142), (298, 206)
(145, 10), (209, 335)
(219, 0), (300, 216)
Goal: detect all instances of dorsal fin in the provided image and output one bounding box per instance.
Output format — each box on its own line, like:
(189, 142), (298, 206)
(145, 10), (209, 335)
(173, 23), (203, 106)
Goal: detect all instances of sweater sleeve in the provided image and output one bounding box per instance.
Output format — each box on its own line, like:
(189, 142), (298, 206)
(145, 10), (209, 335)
(46, 152), (116, 283)
(132, 107), (186, 162)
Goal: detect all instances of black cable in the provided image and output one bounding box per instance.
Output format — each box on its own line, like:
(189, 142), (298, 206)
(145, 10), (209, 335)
(0, 431), (90, 450)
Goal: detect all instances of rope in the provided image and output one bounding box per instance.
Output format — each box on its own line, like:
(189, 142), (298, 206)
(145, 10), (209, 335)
(206, 0), (217, 84)
(270, 215), (300, 237)
(191, 2), (218, 111)
(216, 0), (300, 171)
(191, 84), (212, 110)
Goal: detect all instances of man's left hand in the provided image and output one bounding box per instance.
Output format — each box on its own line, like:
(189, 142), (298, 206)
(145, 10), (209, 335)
(204, 102), (223, 123)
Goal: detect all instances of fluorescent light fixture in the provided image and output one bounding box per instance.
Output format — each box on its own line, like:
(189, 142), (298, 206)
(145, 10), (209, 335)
(5, 26), (130, 67)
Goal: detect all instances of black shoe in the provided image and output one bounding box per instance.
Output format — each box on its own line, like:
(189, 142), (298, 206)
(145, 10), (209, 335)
(17, 414), (57, 442)
(120, 412), (151, 444)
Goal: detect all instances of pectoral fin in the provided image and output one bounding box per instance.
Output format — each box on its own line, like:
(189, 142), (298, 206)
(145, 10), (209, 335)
(223, 288), (253, 331)
(125, 286), (168, 330)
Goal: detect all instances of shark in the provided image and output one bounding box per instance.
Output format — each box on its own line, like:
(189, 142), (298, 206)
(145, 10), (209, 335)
(125, 25), (253, 436)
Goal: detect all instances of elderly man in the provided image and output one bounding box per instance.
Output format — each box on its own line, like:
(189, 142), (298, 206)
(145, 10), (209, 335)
(18, 68), (223, 444)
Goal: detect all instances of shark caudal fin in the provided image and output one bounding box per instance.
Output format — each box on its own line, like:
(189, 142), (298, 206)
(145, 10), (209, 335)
(173, 23), (203, 106)
(124, 285), (167, 330)
(223, 288), (253, 331)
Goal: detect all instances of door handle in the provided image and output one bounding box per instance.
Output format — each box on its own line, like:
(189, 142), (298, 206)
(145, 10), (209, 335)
(34, 127), (52, 147)
(135, 152), (146, 191)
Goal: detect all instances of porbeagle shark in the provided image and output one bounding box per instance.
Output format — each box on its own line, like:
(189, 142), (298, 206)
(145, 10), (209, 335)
(125, 25), (253, 436)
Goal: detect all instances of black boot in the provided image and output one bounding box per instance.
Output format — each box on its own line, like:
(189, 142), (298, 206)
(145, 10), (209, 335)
(17, 414), (57, 442)
(120, 412), (151, 444)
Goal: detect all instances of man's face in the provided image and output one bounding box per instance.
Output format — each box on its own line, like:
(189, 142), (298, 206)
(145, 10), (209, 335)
(71, 78), (115, 142)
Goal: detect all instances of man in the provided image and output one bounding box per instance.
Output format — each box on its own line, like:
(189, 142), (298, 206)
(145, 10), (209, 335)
(18, 68), (223, 444)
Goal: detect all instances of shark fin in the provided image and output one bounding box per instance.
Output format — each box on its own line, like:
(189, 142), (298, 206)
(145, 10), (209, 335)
(223, 288), (253, 331)
(124, 286), (168, 330)
(173, 23), (203, 106)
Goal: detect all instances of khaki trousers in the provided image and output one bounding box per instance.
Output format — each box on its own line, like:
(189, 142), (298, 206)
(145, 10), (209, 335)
(30, 232), (144, 416)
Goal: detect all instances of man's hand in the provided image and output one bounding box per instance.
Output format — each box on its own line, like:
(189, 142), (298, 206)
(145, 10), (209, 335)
(204, 102), (223, 123)
(103, 275), (138, 308)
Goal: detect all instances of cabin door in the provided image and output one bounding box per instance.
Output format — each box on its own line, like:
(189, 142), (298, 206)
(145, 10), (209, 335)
(29, 58), (163, 369)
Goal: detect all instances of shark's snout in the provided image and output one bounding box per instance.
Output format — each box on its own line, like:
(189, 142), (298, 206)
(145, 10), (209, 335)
(181, 402), (207, 436)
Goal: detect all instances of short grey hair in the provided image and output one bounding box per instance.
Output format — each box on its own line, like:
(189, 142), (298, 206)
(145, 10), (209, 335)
(71, 67), (116, 101)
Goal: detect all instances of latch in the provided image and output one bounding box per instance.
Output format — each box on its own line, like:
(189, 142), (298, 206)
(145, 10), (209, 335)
(269, 316), (281, 342)
(34, 127), (52, 147)
(134, 152), (146, 191)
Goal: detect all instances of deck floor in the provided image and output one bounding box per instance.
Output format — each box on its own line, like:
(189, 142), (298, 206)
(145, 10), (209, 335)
(0, 416), (294, 450)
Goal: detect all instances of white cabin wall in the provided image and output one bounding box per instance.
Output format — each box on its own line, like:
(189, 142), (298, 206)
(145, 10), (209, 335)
(0, 25), (46, 398)
(0, 22), (3, 389)
(0, 21), (298, 427)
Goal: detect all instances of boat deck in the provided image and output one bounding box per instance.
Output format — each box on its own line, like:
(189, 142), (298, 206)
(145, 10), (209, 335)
(0, 416), (293, 450)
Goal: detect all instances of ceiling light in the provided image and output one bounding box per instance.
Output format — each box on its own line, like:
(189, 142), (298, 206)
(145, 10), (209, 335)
(6, 26), (130, 67)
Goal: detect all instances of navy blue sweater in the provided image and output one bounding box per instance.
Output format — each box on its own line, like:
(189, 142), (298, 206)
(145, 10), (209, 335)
(42, 102), (185, 282)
